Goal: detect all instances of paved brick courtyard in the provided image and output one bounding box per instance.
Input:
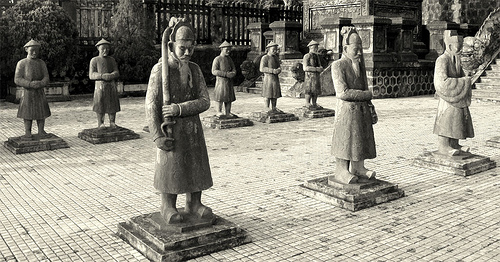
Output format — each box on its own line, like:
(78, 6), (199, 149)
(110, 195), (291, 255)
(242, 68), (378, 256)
(0, 90), (499, 262)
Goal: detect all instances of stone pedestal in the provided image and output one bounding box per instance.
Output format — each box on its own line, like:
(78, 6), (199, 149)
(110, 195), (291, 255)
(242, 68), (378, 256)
(413, 151), (496, 176)
(246, 22), (270, 61)
(320, 16), (353, 60)
(4, 133), (69, 154)
(352, 16), (393, 66)
(269, 21), (303, 60)
(298, 176), (405, 211)
(203, 116), (253, 129)
(117, 211), (251, 262)
(486, 136), (500, 148)
(294, 107), (335, 118)
(78, 126), (140, 144)
(251, 111), (298, 123)
(424, 21), (460, 61)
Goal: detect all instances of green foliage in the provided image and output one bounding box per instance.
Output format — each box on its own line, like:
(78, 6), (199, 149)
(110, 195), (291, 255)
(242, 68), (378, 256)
(0, 0), (78, 81)
(110, 0), (159, 83)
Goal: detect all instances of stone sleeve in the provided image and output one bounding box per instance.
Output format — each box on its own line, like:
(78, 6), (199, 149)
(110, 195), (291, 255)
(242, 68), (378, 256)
(88, 57), (102, 80)
(177, 63), (210, 117)
(434, 55), (471, 104)
(14, 60), (31, 88)
(211, 56), (226, 78)
(145, 63), (164, 142)
(108, 57), (120, 80)
(331, 61), (372, 102)
(259, 55), (274, 74)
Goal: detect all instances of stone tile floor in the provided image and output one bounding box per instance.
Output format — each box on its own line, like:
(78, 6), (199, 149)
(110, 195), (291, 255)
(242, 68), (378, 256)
(0, 89), (499, 262)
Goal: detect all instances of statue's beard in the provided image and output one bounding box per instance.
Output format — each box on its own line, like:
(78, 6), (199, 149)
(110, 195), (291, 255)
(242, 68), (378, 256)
(352, 60), (361, 78)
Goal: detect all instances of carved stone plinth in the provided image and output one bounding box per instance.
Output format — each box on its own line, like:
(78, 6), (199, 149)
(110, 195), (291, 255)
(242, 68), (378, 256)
(413, 151), (496, 176)
(117, 211), (251, 262)
(251, 111), (298, 123)
(203, 116), (253, 129)
(295, 107), (335, 118)
(486, 136), (500, 148)
(78, 126), (140, 144)
(4, 133), (69, 154)
(297, 176), (405, 211)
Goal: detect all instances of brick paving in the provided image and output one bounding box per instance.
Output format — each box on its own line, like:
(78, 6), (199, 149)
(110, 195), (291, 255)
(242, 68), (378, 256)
(0, 89), (499, 262)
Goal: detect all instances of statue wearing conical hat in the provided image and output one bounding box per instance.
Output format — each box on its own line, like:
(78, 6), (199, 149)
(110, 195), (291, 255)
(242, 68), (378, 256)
(433, 30), (474, 156)
(14, 39), (51, 140)
(145, 18), (213, 224)
(89, 38), (120, 128)
(212, 40), (237, 118)
(330, 27), (377, 184)
(303, 40), (323, 109)
(260, 41), (282, 112)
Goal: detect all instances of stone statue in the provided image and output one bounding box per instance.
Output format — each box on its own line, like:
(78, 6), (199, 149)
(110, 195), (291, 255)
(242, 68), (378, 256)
(145, 18), (213, 224)
(89, 38), (120, 128)
(303, 40), (324, 109)
(259, 41), (282, 112)
(434, 30), (474, 156)
(212, 41), (237, 118)
(14, 39), (51, 140)
(331, 27), (376, 184)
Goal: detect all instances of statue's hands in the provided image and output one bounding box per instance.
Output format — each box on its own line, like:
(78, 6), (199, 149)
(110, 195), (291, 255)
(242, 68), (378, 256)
(29, 81), (42, 89)
(227, 71), (236, 78)
(162, 104), (180, 118)
(155, 137), (174, 151)
(102, 73), (111, 81)
(316, 67), (324, 72)
(274, 68), (282, 74)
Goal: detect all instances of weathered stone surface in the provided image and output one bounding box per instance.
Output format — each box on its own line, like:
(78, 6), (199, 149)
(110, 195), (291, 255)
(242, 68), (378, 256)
(486, 136), (500, 148)
(203, 116), (253, 129)
(4, 133), (69, 154)
(117, 212), (251, 262)
(297, 176), (405, 211)
(294, 107), (335, 118)
(251, 111), (299, 124)
(78, 126), (140, 144)
(413, 151), (496, 176)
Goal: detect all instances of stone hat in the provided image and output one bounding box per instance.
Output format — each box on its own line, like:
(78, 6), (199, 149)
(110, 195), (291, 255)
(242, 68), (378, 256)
(444, 30), (462, 45)
(219, 41), (232, 48)
(24, 39), (41, 48)
(266, 41), (278, 48)
(95, 38), (111, 47)
(341, 26), (361, 46)
(168, 17), (195, 42)
(307, 40), (319, 47)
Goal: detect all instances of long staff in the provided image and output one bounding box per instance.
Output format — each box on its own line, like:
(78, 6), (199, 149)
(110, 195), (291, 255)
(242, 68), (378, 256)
(160, 26), (175, 150)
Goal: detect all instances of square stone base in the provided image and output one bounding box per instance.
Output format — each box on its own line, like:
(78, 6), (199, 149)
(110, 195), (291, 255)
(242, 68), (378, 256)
(78, 126), (140, 144)
(251, 111), (298, 123)
(486, 136), (500, 148)
(297, 176), (405, 211)
(4, 133), (69, 154)
(294, 107), (335, 118)
(117, 212), (251, 262)
(203, 116), (253, 129)
(413, 151), (496, 176)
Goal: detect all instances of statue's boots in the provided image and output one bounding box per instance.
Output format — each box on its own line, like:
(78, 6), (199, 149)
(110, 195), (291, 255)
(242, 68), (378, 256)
(334, 158), (358, 184)
(450, 139), (470, 153)
(186, 192), (213, 219)
(350, 160), (376, 181)
(160, 193), (183, 224)
(438, 136), (460, 156)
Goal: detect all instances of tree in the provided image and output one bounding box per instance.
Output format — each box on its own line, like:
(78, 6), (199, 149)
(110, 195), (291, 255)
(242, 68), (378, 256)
(0, 0), (78, 82)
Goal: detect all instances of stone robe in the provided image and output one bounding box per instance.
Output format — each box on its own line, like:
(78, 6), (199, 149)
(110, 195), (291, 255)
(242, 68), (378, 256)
(212, 55), (236, 102)
(433, 51), (474, 139)
(89, 56), (121, 114)
(331, 56), (376, 161)
(145, 57), (213, 194)
(303, 52), (322, 95)
(15, 58), (51, 120)
(260, 54), (282, 98)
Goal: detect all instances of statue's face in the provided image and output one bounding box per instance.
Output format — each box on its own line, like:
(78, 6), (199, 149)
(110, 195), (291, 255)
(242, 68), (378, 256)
(344, 42), (362, 61)
(26, 46), (40, 59)
(221, 47), (231, 56)
(98, 44), (110, 57)
(309, 45), (318, 53)
(268, 46), (278, 55)
(448, 42), (463, 55)
(173, 39), (194, 62)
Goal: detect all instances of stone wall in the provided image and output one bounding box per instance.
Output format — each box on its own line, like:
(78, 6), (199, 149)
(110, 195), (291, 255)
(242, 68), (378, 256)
(368, 64), (435, 98)
(422, 0), (500, 26)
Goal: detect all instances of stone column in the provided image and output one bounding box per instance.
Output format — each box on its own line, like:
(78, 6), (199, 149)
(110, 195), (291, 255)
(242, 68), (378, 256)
(389, 17), (418, 62)
(424, 20), (460, 61)
(320, 16), (352, 60)
(246, 22), (270, 61)
(269, 21), (303, 60)
(352, 16), (393, 67)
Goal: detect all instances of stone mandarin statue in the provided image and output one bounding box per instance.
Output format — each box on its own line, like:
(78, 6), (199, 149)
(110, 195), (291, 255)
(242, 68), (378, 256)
(303, 40), (324, 109)
(433, 30), (474, 156)
(259, 41), (282, 112)
(212, 41), (237, 118)
(89, 38), (120, 128)
(145, 18), (213, 224)
(14, 39), (51, 140)
(331, 27), (377, 184)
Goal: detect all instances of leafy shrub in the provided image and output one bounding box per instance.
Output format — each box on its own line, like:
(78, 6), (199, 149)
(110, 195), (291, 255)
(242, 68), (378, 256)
(0, 0), (78, 82)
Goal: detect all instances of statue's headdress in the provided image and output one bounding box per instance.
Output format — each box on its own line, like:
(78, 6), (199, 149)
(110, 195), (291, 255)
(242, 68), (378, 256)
(307, 40), (319, 47)
(266, 41), (279, 49)
(341, 26), (361, 46)
(24, 39), (41, 48)
(444, 30), (463, 46)
(166, 17), (194, 42)
(95, 38), (111, 47)
(219, 41), (232, 49)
